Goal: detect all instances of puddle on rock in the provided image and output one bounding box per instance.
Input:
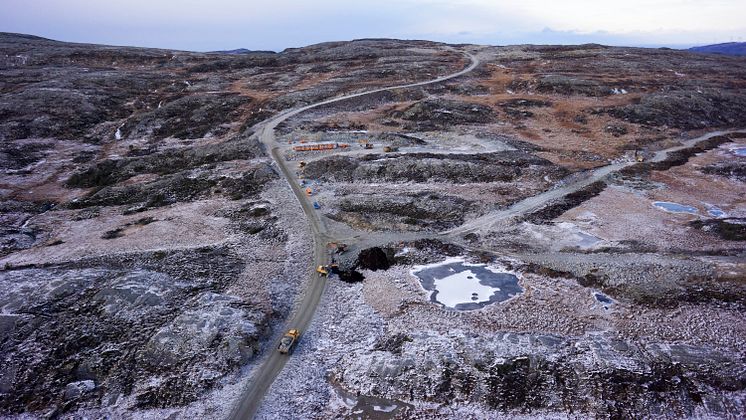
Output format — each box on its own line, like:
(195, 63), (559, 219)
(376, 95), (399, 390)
(594, 292), (614, 310)
(412, 257), (522, 311)
(652, 201), (699, 215)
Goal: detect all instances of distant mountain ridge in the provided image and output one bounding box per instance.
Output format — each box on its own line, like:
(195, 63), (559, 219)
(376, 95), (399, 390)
(689, 42), (746, 56)
(211, 48), (276, 55)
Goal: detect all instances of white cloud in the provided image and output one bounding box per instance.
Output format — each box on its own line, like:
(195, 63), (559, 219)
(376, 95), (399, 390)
(1, 0), (745, 50)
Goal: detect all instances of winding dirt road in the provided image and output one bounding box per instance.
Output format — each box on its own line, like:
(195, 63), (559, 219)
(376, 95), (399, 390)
(228, 49), (479, 420)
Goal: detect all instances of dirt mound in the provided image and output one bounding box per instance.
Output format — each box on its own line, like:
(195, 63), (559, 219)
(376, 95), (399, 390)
(303, 151), (566, 184)
(332, 191), (471, 231)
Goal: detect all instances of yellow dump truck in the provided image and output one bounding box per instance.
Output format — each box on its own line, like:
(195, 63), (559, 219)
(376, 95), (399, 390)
(316, 265), (329, 276)
(277, 329), (300, 354)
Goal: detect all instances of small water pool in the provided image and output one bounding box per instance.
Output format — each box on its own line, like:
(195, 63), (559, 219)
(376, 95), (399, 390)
(594, 292), (612, 304)
(652, 201), (699, 215)
(705, 205), (727, 218)
(594, 292), (613, 310)
(730, 146), (746, 157)
(412, 257), (522, 311)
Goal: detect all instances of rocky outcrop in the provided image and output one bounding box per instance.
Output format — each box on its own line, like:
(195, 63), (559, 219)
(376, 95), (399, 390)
(391, 99), (497, 130)
(303, 151), (566, 184)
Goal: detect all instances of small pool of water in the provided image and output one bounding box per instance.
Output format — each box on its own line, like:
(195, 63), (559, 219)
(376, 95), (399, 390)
(594, 292), (613, 310)
(705, 204), (727, 218)
(576, 231), (602, 249)
(652, 201), (699, 215)
(412, 257), (522, 311)
(730, 146), (746, 157)
(594, 292), (612, 304)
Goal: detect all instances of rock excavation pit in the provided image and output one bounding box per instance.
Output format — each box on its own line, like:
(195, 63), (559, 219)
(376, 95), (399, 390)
(412, 257), (522, 310)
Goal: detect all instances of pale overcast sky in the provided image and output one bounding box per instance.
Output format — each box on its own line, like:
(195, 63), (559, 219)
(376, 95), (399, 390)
(2, 0), (745, 51)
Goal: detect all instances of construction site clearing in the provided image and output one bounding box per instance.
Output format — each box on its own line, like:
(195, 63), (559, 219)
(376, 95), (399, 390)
(291, 142), (349, 152)
(2, 34), (746, 420)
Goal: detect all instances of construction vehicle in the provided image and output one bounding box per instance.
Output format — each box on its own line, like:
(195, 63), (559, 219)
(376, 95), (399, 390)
(316, 265), (329, 277)
(358, 139), (374, 149)
(313, 201), (321, 209)
(277, 329), (300, 354)
(305, 187), (312, 196)
(327, 242), (348, 254)
(383, 146), (399, 153)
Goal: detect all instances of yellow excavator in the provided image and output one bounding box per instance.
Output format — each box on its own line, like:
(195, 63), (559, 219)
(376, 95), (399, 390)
(316, 262), (339, 277)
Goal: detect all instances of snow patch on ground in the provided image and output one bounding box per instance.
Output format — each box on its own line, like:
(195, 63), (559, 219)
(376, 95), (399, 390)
(431, 268), (497, 307)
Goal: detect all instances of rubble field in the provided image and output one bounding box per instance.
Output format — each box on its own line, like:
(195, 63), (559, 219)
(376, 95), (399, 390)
(1, 33), (745, 419)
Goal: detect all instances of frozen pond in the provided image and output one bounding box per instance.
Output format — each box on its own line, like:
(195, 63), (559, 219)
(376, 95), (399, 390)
(730, 146), (746, 157)
(705, 204), (727, 218)
(412, 257), (522, 310)
(652, 201), (699, 215)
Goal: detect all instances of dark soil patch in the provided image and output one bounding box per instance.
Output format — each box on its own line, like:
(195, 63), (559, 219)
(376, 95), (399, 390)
(338, 269), (365, 283)
(701, 162), (746, 182)
(521, 181), (606, 224)
(373, 333), (412, 355)
(101, 228), (125, 239)
(690, 218), (746, 241)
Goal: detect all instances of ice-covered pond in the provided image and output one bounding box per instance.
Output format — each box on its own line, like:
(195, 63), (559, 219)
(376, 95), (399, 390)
(412, 257), (522, 310)
(652, 201), (699, 215)
(705, 204), (727, 218)
(730, 146), (746, 157)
